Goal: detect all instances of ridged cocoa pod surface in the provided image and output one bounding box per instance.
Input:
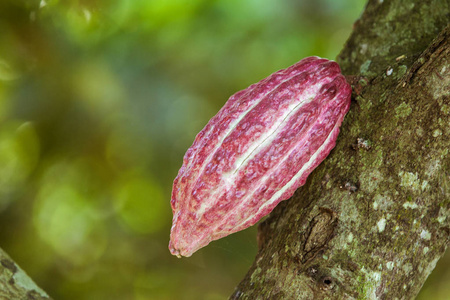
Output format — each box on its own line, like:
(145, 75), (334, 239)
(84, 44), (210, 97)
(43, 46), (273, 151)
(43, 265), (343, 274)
(169, 56), (351, 257)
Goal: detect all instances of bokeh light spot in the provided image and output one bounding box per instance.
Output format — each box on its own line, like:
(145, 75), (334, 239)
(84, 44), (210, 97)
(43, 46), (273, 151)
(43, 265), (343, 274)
(0, 121), (39, 210)
(72, 60), (125, 117)
(34, 160), (107, 267)
(114, 176), (167, 234)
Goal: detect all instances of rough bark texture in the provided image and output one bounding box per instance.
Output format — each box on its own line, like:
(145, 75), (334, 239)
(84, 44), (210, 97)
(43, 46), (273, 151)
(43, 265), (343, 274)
(0, 248), (51, 300)
(232, 1), (449, 299)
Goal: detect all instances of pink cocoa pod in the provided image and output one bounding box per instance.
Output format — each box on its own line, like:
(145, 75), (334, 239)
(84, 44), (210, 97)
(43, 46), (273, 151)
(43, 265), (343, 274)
(169, 56), (351, 257)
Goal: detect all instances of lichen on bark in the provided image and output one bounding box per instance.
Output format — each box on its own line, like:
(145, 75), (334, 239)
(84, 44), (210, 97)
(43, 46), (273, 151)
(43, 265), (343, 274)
(232, 0), (449, 299)
(0, 248), (52, 300)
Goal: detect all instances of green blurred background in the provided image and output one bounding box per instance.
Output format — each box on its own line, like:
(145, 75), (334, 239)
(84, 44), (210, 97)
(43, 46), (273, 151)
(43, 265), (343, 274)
(0, 0), (447, 299)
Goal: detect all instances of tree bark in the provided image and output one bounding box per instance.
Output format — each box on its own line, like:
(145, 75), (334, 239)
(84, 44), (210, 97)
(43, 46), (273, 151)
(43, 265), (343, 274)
(0, 247), (52, 300)
(232, 1), (449, 299)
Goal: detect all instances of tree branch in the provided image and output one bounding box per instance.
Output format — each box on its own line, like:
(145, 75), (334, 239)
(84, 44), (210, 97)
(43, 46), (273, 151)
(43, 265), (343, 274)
(232, 0), (449, 299)
(0, 247), (52, 300)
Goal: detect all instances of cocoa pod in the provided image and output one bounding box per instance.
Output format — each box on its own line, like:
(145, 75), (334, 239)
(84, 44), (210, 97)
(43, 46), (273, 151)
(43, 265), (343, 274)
(169, 56), (351, 257)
